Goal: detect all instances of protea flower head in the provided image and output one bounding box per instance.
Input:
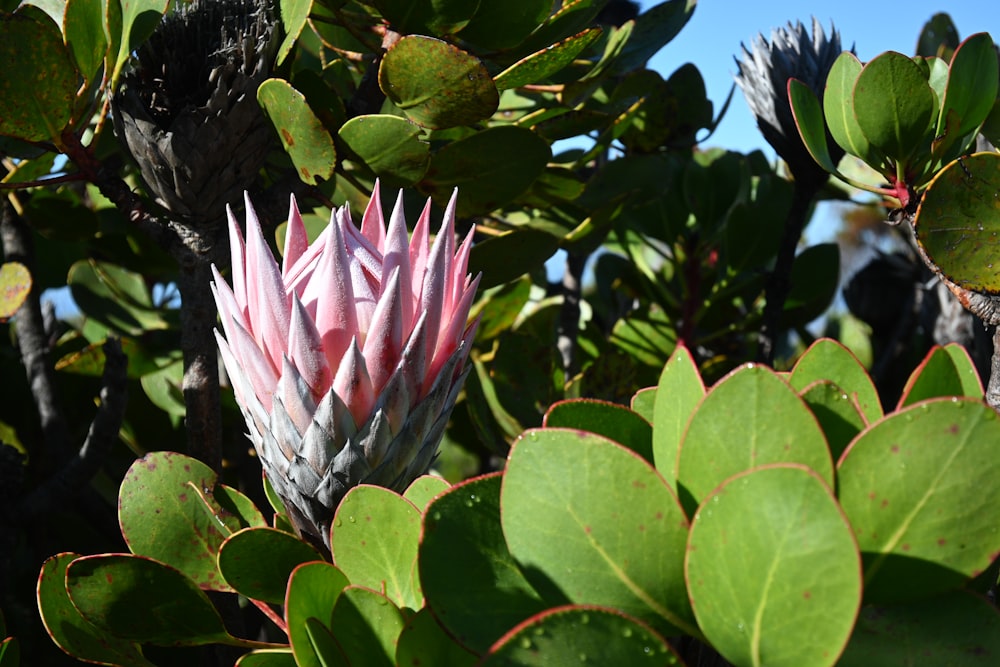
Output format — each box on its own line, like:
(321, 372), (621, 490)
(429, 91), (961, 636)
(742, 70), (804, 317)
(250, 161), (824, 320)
(735, 17), (848, 185)
(114, 0), (276, 224)
(212, 184), (480, 549)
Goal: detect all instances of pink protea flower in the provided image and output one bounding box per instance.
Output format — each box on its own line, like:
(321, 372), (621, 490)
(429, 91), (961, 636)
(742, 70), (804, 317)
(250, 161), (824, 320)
(212, 183), (480, 549)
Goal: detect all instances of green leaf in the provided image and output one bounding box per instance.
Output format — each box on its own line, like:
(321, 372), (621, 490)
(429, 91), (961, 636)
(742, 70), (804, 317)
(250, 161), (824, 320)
(612, 0), (696, 73)
(0, 13), (79, 142)
(789, 338), (882, 424)
(285, 562), (350, 667)
(395, 608), (477, 667)
(502, 429), (697, 638)
(66, 554), (232, 645)
(328, 586), (405, 667)
(788, 78), (842, 174)
(218, 527), (324, 605)
(330, 485), (422, 610)
(258, 78), (337, 185)
(914, 151), (1000, 293)
(420, 473), (546, 653)
(938, 33), (999, 146)
(543, 399), (653, 463)
(494, 27), (602, 91)
(822, 52), (877, 164)
(68, 260), (169, 336)
(236, 649), (299, 667)
(468, 228), (560, 289)
(139, 358), (185, 425)
(368, 0), (478, 37)
(481, 606), (679, 665)
(0, 262), (31, 321)
(630, 387), (657, 422)
(402, 475), (450, 512)
(839, 590), (1000, 666)
(119, 451), (262, 592)
(837, 398), (1000, 603)
(852, 51), (937, 160)
(676, 364), (833, 515)
(651, 344), (705, 487)
(897, 344), (984, 409)
(686, 465), (862, 667)
(798, 380), (866, 463)
(37, 553), (155, 667)
(64, 0), (107, 84)
(277, 0), (311, 65)
(338, 114), (428, 187)
(304, 618), (346, 667)
(456, 0), (550, 51)
(610, 305), (677, 369)
(421, 125), (551, 217)
(379, 36), (498, 130)
(470, 276), (532, 342)
(108, 0), (170, 88)
(780, 243), (840, 327)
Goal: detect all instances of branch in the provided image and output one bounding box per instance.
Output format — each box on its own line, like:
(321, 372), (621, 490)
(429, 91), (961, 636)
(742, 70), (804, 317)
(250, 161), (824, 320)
(556, 252), (587, 379)
(18, 339), (128, 522)
(756, 177), (822, 365)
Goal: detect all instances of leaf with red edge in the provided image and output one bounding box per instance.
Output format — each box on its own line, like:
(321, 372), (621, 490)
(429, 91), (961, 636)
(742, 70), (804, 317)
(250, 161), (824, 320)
(420, 473), (546, 654)
(897, 344), (984, 409)
(37, 553), (154, 667)
(285, 562), (350, 667)
(481, 605), (680, 665)
(65, 554), (232, 645)
(838, 398), (1000, 604)
(543, 398), (653, 463)
(119, 451), (264, 592)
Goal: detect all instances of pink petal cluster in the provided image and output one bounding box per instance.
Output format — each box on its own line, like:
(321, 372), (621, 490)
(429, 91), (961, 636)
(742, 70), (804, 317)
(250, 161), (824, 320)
(212, 183), (479, 544)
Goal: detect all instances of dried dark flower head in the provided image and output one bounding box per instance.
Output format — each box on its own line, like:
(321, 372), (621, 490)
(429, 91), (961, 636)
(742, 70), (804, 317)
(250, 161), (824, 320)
(735, 17), (849, 184)
(114, 0), (277, 224)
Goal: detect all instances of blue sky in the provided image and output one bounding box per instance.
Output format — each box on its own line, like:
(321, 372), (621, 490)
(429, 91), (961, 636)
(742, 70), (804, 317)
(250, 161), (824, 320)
(644, 1), (997, 156)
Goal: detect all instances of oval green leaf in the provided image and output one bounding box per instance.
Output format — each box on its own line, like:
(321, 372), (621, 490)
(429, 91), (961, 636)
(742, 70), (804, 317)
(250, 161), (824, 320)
(119, 451), (262, 592)
(502, 429), (697, 639)
(788, 78), (842, 174)
(0, 262), (31, 321)
(789, 338), (883, 424)
(65, 554), (232, 645)
(686, 464), (862, 667)
(677, 364), (833, 514)
(420, 473), (547, 654)
(543, 398), (653, 463)
(285, 562), (350, 667)
(218, 527), (324, 605)
(456, 0), (550, 51)
(481, 605), (679, 665)
(236, 649), (298, 667)
(651, 344), (705, 487)
(330, 485), (422, 611)
(379, 36), (498, 130)
(37, 553), (155, 667)
(258, 78), (336, 185)
(402, 474), (450, 512)
(913, 151), (1000, 293)
(338, 114), (428, 187)
(468, 227), (560, 289)
(422, 125), (551, 217)
(328, 586), (405, 667)
(839, 590), (1000, 666)
(395, 608), (477, 667)
(939, 33), (999, 144)
(837, 398), (1000, 603)
(823, 52), (877, 164)
(853, 51), (937, 160)
(0, 13), (78, 142)
(494, 27), (602, 91)
(799, 380), (867, 463)
(897, 343), (984, 409)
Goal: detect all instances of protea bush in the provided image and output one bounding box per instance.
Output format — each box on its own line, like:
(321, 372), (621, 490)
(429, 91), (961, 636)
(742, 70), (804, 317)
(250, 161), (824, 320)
(212, 185), (480, 549)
